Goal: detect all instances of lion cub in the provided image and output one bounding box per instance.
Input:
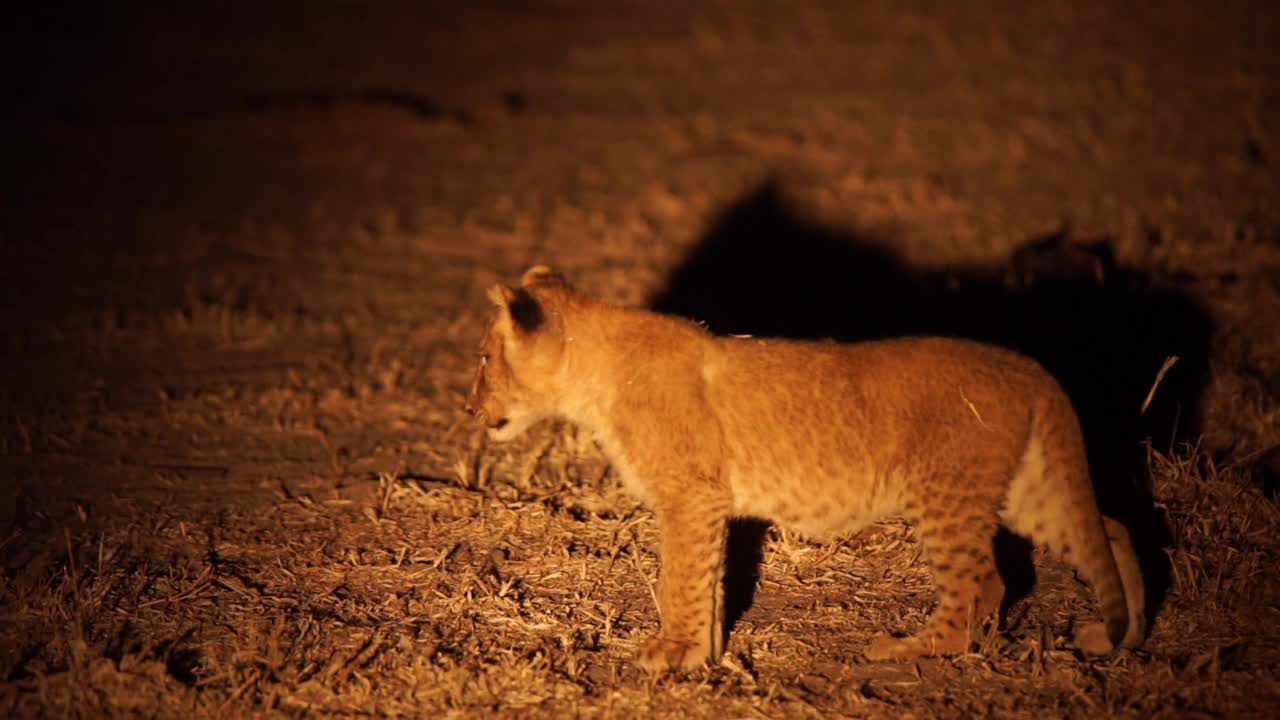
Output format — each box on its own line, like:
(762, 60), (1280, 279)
(465, 266), (1145, 671)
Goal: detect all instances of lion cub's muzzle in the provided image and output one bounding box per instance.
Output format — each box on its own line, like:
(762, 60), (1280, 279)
(463, 397), (508, 431)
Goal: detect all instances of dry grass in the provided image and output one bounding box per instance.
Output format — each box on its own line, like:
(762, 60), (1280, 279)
(3, 420), (1278, 718)
(3, 200), (1277, 718)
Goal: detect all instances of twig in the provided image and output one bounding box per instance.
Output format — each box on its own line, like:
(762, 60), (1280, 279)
(959, 388), (988, 427)
(628, 536), (661, 615)
(136, 564), (215, 609)
(1140, 355), (1179, 415)
(218, 667), (261, 714)
(64, 528), (83, 610)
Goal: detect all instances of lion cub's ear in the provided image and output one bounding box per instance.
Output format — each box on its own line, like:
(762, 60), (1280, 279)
(486, 283), (517, 309)
(520, 265), (571, 289)
(486, 283), (545, 334)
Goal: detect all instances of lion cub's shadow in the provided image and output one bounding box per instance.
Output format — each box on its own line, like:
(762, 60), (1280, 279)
(653, 180), (1213, 638)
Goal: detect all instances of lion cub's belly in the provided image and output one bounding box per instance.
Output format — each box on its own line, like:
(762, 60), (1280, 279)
(726, 457), (897, 540)
(709, 366), (899, 536)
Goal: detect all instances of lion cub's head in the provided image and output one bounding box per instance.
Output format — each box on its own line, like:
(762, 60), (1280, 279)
(465, 266), (572, 441)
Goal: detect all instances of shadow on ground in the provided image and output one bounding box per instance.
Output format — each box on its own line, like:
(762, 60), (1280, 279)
(650, 180), (1214, 638)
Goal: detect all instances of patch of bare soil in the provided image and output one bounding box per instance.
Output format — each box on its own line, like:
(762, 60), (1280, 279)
(3, 1), (1279, 717)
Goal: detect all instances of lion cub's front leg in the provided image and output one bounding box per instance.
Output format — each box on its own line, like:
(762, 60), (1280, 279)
(636, 496), (730, 672)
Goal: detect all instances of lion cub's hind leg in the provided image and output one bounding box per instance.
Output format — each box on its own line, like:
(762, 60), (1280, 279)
(864, 489), (1005, 661)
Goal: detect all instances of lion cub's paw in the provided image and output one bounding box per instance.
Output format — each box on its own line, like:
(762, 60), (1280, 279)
(864, 632), (967, 661)
(864, 635), (925, 661)
(1073, 622), (1115, 654)
(636, 635), (711, 672)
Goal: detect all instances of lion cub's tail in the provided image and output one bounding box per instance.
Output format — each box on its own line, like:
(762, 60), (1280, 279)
(1005, 393), (1146, 652)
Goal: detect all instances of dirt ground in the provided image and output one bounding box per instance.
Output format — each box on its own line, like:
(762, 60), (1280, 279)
(3, 1), (1280, 717)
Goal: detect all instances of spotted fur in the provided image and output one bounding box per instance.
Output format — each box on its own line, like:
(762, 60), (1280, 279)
(466, 266), (1146, 671)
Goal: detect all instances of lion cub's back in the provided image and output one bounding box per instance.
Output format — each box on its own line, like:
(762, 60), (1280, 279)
(703, 336), (1058, 530)
(705, 335), (1052, 433)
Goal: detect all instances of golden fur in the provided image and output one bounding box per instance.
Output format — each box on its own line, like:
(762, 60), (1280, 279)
(466, 266), (1146, 671)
